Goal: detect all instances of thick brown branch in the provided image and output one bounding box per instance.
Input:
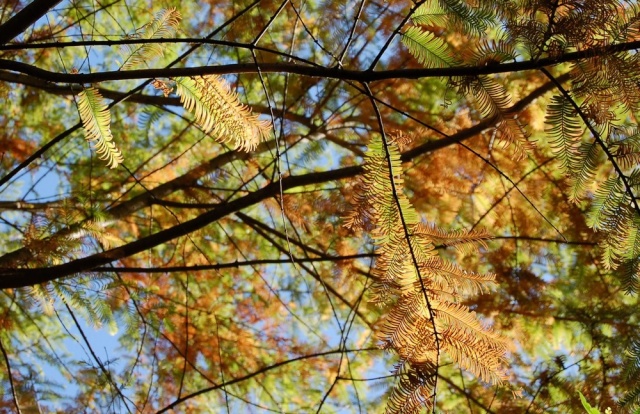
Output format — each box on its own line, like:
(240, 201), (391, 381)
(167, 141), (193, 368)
(0, 71), (312, 125)
(0, 0), (62, 44)
(0, 166), (361, 288)
(0, 75), (560, 281)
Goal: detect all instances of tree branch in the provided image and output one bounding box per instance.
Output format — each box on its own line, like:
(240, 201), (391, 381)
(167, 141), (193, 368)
(155, 347), (379, 414)
(92, 254), (376, 273)
(1, 40), (640, 84)
(0, 0), (62, 44)
(0, 166), (361, 288)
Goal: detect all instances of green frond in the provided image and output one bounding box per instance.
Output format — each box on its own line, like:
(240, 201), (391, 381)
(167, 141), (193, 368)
(620, 215), (640, 292)
(346, 135), (417, 240)
(412, 2), (448, 27)
(546, 94), (584, 171)
(578, 391), (601, 414)
(569, 141), (600, 203)
(402, 26), (457, 68)
(120, 8), (181, 70)
(621, 339), (640, 409)
(620, 258), (640, 294)
(630, 168), (640, 188)
(174, 76), (271, 152)
(586, 176), (627, 230)
(438, 0), (496, 35)
(138, 106), (165, 143)
(467, 76), (530, 158)
(600, 210), (632, 270)
(77, 87), (124, 169)
(75, 220), (121, 250)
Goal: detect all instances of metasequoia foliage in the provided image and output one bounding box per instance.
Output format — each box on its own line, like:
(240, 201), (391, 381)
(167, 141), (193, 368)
(3, 0), (640, 412)
(75, 9), (271, 167)
(174, 75), (271, 151)
(77, 87), (124, 169)
(401, 1), (640, 408)
(345, 134), (506, 412)
(119, 8), (182, 70)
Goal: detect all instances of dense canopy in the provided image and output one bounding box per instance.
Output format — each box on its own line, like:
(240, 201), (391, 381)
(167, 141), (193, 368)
(1, 0), (640, 412)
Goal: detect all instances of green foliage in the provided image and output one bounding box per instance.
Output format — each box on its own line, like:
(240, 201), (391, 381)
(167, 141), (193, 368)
(119, 8), (181, 70)
(546, 94), (584, 172)
(437, 0), (496, 35)
(3, 0), (640, 412)
(578, 391), (608, 414)
(401, 26), (456, 69)
(411, 2), (448, 27)
(621, 340), (640, 410)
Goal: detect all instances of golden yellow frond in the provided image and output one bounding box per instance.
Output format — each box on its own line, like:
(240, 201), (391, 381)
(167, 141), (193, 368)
(342, 131), (508, 412)
(416, 223), (491, 253)
(174, 75), (271, 151)
(77, 87), (124, 169)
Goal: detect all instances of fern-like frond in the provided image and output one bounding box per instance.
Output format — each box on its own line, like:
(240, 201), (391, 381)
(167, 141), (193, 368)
(344, 135), (417, 238)
(433, 300), (504, 348)
(52, 275), (119, 335)
(386, 361), (437, 414)
(343, 133), (507, 413)
(72, 219), (122, 250)
(620, 215), (640, 293)
(120, 8), (181, 70)
(609, 126), (640, 170)
(421, 257), (496, 296)
(438, 0), (495, 35)
(472, 75), (511, 119)
(402, 26), (457, 68)
(412, 2), (448, 27)
(469, 39), (518, 66)
(586, 176), (627, 230)
(378, 290), (438, 360)
(546, 94), (584, 171)
(569, 141), (600, 203)
(620, 256), (640, 294)
(416, 223), (490, 253)
(467, 76), (531, 158)
(600, 209), (633, 270)
(175, 76), (271, 151)
(77, 87), (123, 169)
(621, 339), (640, 409)
(440, 326), (507, 384)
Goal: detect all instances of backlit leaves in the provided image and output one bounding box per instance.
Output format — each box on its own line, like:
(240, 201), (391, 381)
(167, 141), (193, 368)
(174, 75), (271, 151)
(401, 26), (457, 69)
(119, 8), (181, 70)
(77, 87), (124, 169)
(345, 135), (507, 413)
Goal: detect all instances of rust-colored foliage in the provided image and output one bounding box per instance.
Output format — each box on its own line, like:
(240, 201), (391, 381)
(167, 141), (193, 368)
(1, 0), (640, 413)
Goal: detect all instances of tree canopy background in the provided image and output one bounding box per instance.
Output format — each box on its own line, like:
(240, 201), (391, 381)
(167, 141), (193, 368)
(1, 0), (640, 412)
